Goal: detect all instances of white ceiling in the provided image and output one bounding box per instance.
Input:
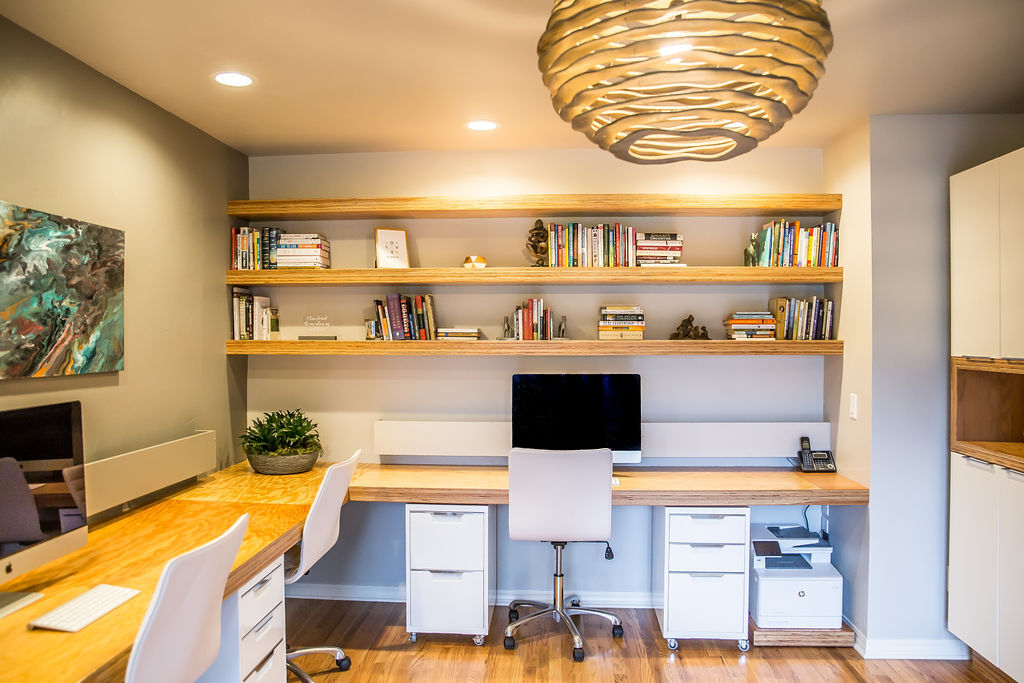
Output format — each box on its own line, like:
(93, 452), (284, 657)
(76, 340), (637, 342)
(2, 0), (1023, 157)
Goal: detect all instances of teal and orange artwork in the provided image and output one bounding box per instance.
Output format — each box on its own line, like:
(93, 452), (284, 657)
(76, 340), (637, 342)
(0, 201), (124, 379)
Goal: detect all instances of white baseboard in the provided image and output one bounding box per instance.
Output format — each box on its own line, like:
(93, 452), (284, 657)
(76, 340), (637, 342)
(286, 583), (654, 609)
(849, 620), (969, 660)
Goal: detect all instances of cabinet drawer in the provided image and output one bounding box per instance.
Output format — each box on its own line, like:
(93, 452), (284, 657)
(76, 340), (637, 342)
(409, 510), (485, 571)
(668, 513), (747, 545)
(239, 562), (285, 637)
(666, 572), (745, 636)
(667, 543), (745, 572)
(241, 602), (285, 679)
(244, 639), (286, 683)
(408, 569), (485, 633)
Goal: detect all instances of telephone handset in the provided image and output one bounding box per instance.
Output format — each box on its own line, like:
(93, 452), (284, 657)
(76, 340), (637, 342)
(798, 435), (836, 473)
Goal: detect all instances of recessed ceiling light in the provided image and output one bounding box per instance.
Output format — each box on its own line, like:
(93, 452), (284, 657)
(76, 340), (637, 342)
(466, 120), (499, 131)
(214, 72), (254, 87)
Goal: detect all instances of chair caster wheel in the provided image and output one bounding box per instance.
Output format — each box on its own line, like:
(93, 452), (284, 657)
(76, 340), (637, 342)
(504, 636), (516, 650)
(570, 599), (580, 607)
(667, 638), (678, 651)
(408, 633), (417, 643)
(738, 639), (750, 652)
(473, 635), (485, 646)
(572, 647), (585, 662)
(336, 656), (352, 671)
(612, 624), (624, 638)
(508, 609), (519, 622)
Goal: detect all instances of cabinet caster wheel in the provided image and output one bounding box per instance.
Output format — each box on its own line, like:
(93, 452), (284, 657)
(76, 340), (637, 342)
(738, 639), (750, 652)
(336, 656), (352, 671)
(473, 635), (485, 646)
(503, 635), (516, 650)
(667, 638), (678, 651)
(508, 609), (519, 622)
(572, 647), (585, 662)
(612, 624), (624, 638)
(408, 633), (417, 643)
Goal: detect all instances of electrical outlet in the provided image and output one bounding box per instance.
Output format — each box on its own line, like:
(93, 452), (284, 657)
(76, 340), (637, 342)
(849, 392), (858, 420)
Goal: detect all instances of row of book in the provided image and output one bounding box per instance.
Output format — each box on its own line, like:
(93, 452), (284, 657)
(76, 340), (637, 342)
(599, 305), (645, 340)
(230, 228), (332, 270)
(723, 312), (777, 340)
(508, 298), (553, 340)
(373, 294), (438, 340)
(545, 224), (685, 268)
(231, 287), (279, 340)
(770, 296), (835, 340)
(745, 220), (839, 268)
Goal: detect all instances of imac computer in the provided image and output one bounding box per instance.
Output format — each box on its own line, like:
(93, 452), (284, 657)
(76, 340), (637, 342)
(0, 400), (87, 617)
(512, 373), (641, 464)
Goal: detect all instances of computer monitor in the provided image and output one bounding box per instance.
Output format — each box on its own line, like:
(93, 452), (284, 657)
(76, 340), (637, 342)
(512, 373), (641, 464)
(0, 401), (87, 616)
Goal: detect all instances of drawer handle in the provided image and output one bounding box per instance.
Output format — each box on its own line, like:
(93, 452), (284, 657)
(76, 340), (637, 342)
(690, 573), (726, 578)
(429, 512), (465, 518)
(688, 543), (726, 549)
(427, 570), (465, 575)
(1006, 468), (1024, 480)
(689, 515), (727, 520)
(252, 575), (274, 593)
(252, 611), (275, 636)
(251, 649), (276, 676)
(964, 456), (995, 469)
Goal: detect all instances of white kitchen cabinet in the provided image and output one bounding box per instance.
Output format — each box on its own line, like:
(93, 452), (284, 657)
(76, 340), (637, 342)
(997, 466), (1024, 681)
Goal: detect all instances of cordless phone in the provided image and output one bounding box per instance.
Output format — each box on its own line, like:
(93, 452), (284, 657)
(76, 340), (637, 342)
(798, 435), (837, 472)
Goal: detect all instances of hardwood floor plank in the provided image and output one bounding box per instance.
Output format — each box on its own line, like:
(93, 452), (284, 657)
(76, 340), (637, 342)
(284, 599), (984, 682)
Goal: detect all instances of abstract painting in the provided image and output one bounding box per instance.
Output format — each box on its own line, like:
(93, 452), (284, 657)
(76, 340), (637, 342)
(0, 201), (124, 379)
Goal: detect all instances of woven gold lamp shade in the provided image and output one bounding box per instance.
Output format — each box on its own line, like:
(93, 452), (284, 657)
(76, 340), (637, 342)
(537, 0), (833, 163)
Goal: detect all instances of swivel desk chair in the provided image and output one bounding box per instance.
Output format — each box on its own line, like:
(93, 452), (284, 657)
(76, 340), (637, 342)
(503, 448), (623, 662)
(283, 450), (361, 682)
(125, 513), (249, 683)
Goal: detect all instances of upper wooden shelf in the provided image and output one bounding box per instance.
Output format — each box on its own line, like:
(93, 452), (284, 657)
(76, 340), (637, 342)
(227, 193), (843, 221)
(952, 356), (1024, 375)
(225, 266), (843, 287)
(226, 339), (843, 357)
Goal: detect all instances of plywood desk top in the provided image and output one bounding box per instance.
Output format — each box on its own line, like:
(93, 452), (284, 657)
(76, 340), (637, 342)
(349, 464), (869, 506)
(0, 461), (326, 683)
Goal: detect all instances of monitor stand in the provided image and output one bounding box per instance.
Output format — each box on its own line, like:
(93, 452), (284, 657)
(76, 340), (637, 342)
(0, 591), (43, 620)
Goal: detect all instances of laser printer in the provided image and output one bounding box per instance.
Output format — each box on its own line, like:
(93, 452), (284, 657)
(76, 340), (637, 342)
(749, 523), (843, 629)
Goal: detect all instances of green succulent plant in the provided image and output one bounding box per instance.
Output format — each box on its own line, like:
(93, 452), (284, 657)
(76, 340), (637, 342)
(240, 409), (322, 456)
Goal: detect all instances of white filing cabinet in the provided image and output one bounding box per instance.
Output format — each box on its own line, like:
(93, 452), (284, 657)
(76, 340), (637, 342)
(200, 557), (287, 682)
(405, 504), (496, 645)
(652, 506), (750, 652)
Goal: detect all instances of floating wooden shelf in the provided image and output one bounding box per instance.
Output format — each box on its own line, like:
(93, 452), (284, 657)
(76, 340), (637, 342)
(227, 193), (842, 221)
(749, 616), (856, 647)
(225, 266), (843, 287)
(225, 339), (843, 357)
(951, 356), (1024, 470)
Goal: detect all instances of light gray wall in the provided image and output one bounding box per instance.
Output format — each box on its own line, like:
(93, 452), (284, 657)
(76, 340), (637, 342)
(0, 18), (249, 465)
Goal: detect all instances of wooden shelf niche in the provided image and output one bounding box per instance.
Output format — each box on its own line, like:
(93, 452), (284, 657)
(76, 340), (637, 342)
(951, 357), (1024, 469)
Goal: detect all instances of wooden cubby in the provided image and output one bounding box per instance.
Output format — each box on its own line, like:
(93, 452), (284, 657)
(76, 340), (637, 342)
(951, 357), (1024, 469)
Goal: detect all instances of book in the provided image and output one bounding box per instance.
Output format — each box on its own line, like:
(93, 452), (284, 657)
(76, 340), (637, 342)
(636, 232), (678, 240)
(385, 294), (405, 340)
(424, 294), (437, 340)
(252, 295), (272, 340)
(399, 296), (412, 339)
(598, 330), (644, 340)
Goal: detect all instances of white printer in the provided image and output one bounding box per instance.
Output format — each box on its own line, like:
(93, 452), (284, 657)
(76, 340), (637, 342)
(749, 524), (843, 629)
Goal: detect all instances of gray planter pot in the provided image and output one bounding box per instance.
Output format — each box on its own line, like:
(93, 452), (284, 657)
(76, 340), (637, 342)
(245, 449), (321, 475)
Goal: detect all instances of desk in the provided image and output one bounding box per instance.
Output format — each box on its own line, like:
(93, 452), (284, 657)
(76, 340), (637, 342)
(0, 462), (329, 683)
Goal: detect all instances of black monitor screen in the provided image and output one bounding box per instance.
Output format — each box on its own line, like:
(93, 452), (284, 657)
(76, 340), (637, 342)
(512, 374), (640, 452)
(0, 401), (83, 482)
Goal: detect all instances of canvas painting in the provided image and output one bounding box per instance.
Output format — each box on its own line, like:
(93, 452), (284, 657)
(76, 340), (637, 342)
(0, 201), (125, 379)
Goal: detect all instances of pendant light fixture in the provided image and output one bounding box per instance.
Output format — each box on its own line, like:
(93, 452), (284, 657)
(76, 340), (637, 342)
(537, 0), (833, 163)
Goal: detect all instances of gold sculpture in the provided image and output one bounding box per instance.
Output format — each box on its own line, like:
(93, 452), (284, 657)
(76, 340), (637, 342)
(537, 0), (833, 163)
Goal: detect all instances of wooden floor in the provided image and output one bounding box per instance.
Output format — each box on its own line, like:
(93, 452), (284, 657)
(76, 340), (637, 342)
(284, 600), (984, 682)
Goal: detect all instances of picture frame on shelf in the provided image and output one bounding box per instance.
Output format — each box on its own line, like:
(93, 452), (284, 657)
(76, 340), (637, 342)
(375, 227), (409, 268)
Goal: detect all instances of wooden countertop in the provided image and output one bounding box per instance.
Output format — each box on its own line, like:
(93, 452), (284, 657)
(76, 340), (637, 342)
(349, 464), (869, 506)
(0, 462), (329, 683)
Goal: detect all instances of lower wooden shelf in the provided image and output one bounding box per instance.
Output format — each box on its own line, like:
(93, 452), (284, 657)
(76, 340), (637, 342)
(749, 616), (856, 647)
(225, 339), (844, 356)
(951, 441), (1024, 470)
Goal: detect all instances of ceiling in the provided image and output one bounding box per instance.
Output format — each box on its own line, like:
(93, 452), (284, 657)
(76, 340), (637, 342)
(2, 0), (1023, 157)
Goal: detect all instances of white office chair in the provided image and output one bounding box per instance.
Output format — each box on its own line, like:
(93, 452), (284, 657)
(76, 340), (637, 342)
(284, 449), (361, 682)
(125, 513), (249, 683)
(503, 448), (623, 662)
(0, 457), (46, 548)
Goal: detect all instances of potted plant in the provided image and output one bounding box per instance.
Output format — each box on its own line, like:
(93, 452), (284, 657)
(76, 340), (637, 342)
(240, 409), (322, 475)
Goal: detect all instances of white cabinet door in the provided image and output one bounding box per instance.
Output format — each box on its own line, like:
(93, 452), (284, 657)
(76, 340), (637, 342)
(947, 453), (999, 661)
(998, 467), (1024, 680)
(950, 159), (1001, 358)
(999, 148), (1024, 359)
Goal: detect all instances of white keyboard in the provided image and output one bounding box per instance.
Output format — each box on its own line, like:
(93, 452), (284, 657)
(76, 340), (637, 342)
(28, 584), (140, 632)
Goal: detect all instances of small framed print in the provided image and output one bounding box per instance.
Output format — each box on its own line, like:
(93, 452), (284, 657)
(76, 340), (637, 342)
(375, 227), (409, 268)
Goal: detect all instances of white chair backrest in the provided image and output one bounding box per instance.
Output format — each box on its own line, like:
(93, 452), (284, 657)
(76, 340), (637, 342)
(0, 457), (45, 543)
(507, 448), (612, 542)
(287, 450), (361, 583)
(61, 464), (86, 516)
(125, 513), (249, 683)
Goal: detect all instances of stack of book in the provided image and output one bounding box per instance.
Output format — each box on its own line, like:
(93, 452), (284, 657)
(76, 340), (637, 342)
(546, 223), (636, 268)
(635, 232), (683, 267)
(745, 220), (839, 267)
(231, 287), (277, 340)
(599, 305), (645, 340)
(510, 298), (552, 340)
(276, 233), (330, 269)
(770, 296), (835, 340)
(373, 294), (437, 340)
(723, 311), (777, 340)
(436, 328), (481, 340)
